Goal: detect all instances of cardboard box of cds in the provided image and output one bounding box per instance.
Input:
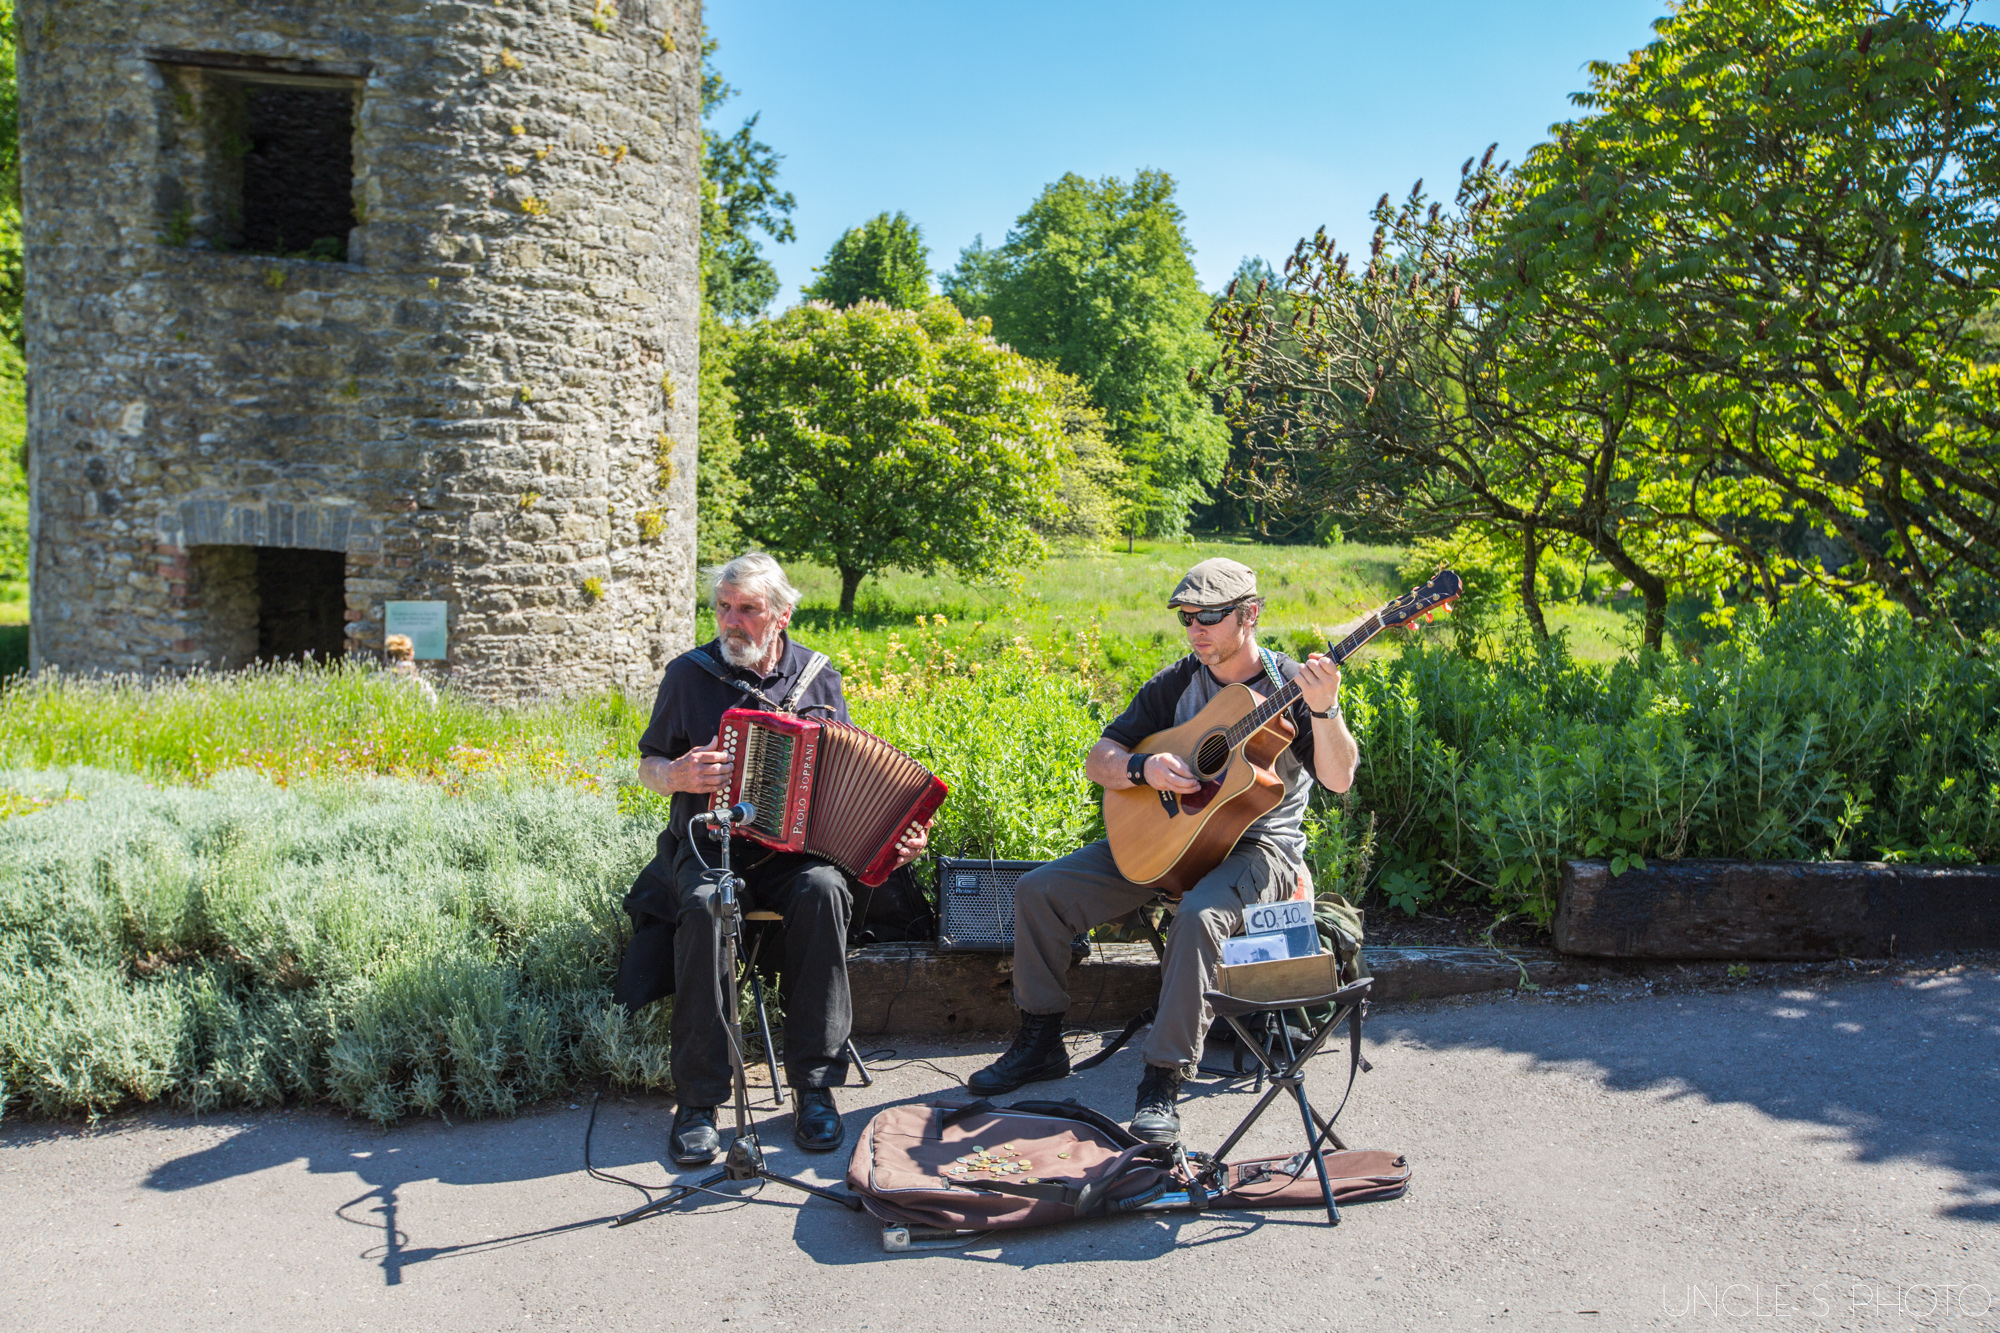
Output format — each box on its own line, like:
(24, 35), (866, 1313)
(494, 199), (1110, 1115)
(1216, 899), (1341, 1002)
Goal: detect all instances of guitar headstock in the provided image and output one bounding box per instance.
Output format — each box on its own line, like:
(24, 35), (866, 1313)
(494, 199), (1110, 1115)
(1382, 568), (1463, 630)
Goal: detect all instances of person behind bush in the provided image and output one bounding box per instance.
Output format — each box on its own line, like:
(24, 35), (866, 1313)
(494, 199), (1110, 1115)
(622, 553), (926, 1165)
(965, 557), (1359, 1143)
(382, 634), (437, 705)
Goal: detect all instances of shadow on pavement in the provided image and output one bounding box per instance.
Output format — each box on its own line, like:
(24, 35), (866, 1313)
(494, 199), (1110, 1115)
(1368, 966), (2000, 1224)
(91, 1092), (716, 1285)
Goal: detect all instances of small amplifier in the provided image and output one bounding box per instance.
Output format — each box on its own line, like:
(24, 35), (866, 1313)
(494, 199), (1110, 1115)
(936, 857), (1045, 952)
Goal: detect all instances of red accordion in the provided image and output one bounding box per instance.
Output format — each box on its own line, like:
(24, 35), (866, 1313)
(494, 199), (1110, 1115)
(713, 708), (949, 886)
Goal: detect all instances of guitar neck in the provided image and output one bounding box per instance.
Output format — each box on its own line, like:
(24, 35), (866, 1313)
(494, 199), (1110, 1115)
(1224, 611), (1385, 747)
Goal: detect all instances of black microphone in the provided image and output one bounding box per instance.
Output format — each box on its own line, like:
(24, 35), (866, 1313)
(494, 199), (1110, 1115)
(694, 800), (757, 829)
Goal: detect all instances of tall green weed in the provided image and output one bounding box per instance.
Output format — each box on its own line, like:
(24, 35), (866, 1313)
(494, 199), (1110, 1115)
(1345, 594), (2000, 921)
(848, 631), (1110, 861)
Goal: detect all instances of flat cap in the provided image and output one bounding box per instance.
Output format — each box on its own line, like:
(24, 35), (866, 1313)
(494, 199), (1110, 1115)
(1167, 557), (1259, 608)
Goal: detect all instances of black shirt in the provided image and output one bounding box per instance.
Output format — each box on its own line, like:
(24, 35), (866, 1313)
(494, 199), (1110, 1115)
(638, 635), (851, 840)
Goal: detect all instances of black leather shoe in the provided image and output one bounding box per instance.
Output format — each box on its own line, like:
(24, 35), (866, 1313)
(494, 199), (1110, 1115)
(670, 1103), (720, 1166)
(966, 1010), (1071, 1096)
(1129, 1064), (1182, 1144)
(792, 1087), (845, 1153)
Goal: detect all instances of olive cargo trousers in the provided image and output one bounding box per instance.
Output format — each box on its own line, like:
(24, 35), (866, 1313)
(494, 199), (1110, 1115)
(1008, 838), (1288, 1069)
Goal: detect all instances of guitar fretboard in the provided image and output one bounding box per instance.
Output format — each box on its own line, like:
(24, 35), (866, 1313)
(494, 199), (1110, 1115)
(1221, 612), (1385, 749)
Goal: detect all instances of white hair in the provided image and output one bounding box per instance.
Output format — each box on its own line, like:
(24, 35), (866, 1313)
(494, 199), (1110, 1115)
(707, 551), (801, 615)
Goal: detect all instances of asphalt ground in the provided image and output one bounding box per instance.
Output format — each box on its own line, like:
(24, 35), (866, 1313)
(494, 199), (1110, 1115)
(3, 963), (1996, 1333)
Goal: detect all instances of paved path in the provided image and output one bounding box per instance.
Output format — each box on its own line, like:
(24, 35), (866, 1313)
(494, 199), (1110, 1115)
(4, 967), (1996, 1333)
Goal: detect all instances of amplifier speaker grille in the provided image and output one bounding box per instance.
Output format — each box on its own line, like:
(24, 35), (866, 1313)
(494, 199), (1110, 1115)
(935, 857), (1045, 952)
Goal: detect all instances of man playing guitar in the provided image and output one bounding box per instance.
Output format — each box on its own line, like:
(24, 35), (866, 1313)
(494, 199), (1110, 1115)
(965, 557), (1359, 1142)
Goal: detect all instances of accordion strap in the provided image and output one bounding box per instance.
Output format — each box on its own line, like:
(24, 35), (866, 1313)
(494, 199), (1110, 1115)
(680, 645), (830, 715)
(783, 652), (830, 711)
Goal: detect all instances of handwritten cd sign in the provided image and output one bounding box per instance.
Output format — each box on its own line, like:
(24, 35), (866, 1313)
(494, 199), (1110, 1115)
(1241, 898), (1319, 959)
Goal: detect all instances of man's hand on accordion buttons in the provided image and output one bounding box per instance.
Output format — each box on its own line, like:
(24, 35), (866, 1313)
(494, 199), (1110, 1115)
(671, 733), (734, 795)
(894, 823), (930, 868)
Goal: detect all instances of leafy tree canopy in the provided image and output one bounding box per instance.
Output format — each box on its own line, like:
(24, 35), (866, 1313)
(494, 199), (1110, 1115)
(699, 36), (794, 320)
(731, 301), (1070, 611)
(1209, 0), (2000, 646)
(945, 170), (1228, 537)
(803, 210), (932, 309)
(0, 0), (20, 353)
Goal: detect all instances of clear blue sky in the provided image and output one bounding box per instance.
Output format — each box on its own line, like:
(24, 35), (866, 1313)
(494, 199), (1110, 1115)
(703, 0), (1674, 305)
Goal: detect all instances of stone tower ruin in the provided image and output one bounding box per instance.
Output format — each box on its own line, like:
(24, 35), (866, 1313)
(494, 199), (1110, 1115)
(16, 0), (702, 699)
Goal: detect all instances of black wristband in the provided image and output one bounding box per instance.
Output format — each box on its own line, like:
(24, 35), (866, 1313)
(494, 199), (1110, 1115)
(1127, 752), (1151, 787)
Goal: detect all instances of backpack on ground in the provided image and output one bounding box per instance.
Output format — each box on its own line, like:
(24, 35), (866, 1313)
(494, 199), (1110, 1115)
(845, 1097), (1410, 1234)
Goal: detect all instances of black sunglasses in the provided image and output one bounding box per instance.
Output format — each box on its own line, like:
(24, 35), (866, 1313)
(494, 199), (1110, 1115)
(1176, 603), (1246, 627)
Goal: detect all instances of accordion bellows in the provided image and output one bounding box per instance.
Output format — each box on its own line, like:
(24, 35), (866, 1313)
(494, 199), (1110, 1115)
(715, 708), (948, 886)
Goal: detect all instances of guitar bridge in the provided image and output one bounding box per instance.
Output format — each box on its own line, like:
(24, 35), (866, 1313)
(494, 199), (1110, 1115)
(1157, 789), (1180, 817)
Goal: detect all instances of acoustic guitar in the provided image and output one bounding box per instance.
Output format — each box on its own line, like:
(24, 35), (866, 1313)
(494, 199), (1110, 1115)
(1103, 570), (1463, 895)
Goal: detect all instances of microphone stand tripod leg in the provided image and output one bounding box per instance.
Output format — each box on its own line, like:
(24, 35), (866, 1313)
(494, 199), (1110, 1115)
(615, 834), (862, 1225)
(610, 1163), (734, 1227)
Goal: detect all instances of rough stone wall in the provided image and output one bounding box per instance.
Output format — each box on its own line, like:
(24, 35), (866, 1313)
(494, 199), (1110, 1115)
(17, 0), (702, 699)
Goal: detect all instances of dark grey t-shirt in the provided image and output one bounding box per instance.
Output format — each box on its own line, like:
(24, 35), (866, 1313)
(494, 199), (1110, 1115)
(1101, 647), (1319, 871)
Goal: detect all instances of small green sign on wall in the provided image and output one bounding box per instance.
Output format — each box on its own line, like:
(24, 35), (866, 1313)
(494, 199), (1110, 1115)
(383, 601), (448, 660)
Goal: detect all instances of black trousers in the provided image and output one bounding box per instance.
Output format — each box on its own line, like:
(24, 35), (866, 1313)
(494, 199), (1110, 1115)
(670, 840), (853, 1108)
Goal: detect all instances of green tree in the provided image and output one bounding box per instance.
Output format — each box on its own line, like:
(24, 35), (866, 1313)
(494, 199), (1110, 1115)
(731, 301), (1070, 611)
(803, 211), (932, 309)
(1040, 381), (1127, 543)
(1496, 0), (2000, 633)
(0, 0), (19, 354)
(945, 171), (1228, 537)
(1210, 0), (2000, 646)
(0, 0), (25, 600)
(699, 39), (795, 321)
(695, 311), (746, 563)
(695, 37), (794, 560)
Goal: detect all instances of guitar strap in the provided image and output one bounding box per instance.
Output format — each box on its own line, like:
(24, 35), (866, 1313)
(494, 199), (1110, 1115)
(1256, 645), (1288, 696)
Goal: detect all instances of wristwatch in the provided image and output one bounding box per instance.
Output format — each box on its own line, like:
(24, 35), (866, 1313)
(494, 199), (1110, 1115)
(1307, 702), (1342, 721)
(1127, 752), (1151, 787)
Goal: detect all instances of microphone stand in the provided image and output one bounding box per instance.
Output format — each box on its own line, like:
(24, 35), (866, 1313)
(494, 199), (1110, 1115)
(613, 807), (862, 1226)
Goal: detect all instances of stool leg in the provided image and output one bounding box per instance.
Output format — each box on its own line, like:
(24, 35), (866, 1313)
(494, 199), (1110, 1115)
(745, 930), (785, 1108)
(845, 1037), (874, 1087)
(1293, 1083), (1340, 1226)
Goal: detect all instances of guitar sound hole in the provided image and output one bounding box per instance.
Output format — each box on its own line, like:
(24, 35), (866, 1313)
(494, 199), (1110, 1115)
(1195, 733), (1230, 777)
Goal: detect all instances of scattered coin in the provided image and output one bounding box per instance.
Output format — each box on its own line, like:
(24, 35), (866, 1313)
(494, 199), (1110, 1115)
(1057, 1151), (1071, 1159)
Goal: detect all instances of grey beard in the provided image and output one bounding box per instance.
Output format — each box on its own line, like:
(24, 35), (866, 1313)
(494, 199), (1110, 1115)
(718, 628), (776, 669)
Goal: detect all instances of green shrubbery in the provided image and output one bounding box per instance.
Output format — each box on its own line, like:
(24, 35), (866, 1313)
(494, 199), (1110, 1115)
(2, 595), (1993, 1123)
(1347, 595), (2000, 921)
(0, 769), (673, 1124)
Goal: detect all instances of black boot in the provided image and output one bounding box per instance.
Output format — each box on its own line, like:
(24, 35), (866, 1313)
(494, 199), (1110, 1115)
(792, 1088), (845, 1152)
(966, 1010), (1071, 1096)
(670, 1103), (720, 1166)
(1130, 1064), (1182, 1144)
